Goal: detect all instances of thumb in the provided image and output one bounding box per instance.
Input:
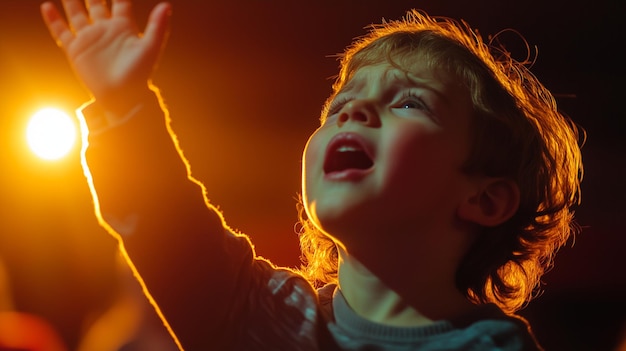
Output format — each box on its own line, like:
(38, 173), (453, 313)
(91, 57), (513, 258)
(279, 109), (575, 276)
(143, 2), (172, 55)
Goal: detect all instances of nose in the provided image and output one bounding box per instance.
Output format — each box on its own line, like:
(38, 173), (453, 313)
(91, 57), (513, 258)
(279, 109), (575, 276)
(337, 99), (381, 128)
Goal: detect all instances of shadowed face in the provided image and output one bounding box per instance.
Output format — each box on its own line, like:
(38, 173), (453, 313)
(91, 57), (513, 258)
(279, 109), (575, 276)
(302, 59), (477, 254)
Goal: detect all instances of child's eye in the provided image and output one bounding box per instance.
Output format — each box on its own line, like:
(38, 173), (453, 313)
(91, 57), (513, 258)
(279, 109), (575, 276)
(393, 94), (430, 113)
(401, 100), (427, 110)
(397, 92), (430, 111)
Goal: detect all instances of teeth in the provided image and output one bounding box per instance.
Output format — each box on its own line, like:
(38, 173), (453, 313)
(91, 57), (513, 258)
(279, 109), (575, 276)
(337, 145), (361, 152)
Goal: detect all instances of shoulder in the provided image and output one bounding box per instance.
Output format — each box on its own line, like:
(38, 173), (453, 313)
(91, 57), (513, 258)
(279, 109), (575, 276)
(452, 304), (544, 351)
(236, 262), (323, 350)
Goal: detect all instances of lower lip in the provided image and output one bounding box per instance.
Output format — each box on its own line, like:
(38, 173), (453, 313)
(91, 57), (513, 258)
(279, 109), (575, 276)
(324, 168), (372, 181)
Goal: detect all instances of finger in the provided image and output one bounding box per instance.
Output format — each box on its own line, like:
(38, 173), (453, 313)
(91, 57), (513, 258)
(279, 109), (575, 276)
(40, 2), (75, 48)
(143, 2), (172, 50)
(111, 0), (134, 20)
(86, 0), (111, 21)
(61, 0), (91, 32)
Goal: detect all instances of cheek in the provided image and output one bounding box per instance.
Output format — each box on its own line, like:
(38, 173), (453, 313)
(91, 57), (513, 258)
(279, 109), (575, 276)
(301, 130), (326, 226)
(384, 127), (438, 169)
(380, 127), (463, 196)
(303, 130), (323, 167)
(302, 130), (324, 189)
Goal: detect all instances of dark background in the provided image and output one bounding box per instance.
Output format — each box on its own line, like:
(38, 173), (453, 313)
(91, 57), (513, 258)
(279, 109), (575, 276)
(0, 0), (624, 350)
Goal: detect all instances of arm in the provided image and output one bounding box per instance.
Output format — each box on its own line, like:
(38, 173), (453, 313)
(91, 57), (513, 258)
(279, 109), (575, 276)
(41, 1), (255, 349)
(79, 88), (256, 350)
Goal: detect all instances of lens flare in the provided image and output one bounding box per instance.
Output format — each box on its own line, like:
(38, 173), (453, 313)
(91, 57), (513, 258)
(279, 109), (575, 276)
(26, 108), (77, 160)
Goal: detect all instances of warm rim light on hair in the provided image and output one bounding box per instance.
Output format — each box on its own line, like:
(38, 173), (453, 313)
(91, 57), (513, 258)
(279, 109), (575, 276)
(26, 108), (77, 160)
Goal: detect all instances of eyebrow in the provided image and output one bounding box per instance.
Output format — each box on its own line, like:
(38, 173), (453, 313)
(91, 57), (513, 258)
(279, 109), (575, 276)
(406, 74), (451, 104)
(337, 68), (451, 105)
(336, 76), (362, 96)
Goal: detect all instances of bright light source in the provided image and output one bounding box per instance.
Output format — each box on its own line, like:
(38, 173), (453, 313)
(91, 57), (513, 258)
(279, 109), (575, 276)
(26, 108), (77, 160)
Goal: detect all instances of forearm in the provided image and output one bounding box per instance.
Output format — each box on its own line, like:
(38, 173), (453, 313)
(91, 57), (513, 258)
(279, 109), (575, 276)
(40, 1), (236, 347)
(79, 87), (253, 349)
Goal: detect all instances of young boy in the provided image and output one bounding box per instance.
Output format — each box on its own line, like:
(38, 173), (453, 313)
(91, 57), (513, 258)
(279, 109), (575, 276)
(40, 0), (583, 350)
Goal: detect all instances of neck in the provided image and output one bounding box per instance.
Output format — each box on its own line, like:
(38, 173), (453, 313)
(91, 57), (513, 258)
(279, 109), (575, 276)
(337, 248), (476, 327)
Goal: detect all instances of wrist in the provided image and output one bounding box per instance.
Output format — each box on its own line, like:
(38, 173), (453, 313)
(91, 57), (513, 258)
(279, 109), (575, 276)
(80, 86), (160, 136)
(94, 84), (156, 117)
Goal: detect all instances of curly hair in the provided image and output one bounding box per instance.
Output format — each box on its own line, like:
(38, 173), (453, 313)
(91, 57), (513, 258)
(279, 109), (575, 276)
(297, 9), (583, 314)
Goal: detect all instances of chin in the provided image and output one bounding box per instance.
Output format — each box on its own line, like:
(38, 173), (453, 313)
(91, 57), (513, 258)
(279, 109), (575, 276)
(317, 205), (379, 241)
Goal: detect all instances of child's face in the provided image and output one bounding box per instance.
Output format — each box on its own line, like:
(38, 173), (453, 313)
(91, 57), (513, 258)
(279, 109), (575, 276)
(302, 58), (478, 249)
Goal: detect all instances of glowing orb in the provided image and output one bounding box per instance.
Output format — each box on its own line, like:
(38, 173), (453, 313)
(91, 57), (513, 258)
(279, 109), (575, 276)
(26, 108), (77, 160)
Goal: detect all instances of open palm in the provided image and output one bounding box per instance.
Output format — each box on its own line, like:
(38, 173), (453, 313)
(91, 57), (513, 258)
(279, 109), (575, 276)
(41, 0), (171, 107)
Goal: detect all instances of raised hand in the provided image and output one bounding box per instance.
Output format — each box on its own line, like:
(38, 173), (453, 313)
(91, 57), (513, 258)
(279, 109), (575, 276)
(41, 0), (172, 112)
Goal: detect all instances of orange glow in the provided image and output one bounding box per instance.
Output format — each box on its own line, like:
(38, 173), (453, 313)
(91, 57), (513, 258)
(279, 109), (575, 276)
(0, 312), (68, 351)
(26, 107), (77, 160)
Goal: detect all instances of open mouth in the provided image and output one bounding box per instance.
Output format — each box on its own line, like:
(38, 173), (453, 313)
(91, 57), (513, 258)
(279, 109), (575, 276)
(323, 133), (374, 174)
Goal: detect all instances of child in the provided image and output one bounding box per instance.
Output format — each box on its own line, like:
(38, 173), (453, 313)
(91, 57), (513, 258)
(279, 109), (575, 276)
(40, 0), (583, 350)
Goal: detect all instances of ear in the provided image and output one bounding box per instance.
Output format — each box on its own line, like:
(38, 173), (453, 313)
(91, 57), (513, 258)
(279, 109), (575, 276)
(457, 178), (520, 227)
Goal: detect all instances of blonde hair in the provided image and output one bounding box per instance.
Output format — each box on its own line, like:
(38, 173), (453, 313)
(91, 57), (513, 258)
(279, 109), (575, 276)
(298, 10), (583, 314)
